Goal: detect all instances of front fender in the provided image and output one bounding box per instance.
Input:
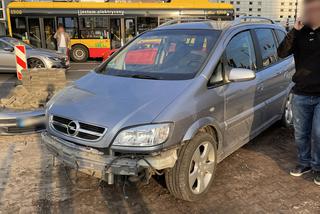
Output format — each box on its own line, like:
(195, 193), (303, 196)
(182, 117), (224, 147)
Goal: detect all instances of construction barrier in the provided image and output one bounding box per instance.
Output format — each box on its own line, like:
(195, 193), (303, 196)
(14, 45), (27, 80)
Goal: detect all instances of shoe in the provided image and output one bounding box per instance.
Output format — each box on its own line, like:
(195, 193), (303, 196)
(314, 171), (320, 185)
(290, 165), (312, 177)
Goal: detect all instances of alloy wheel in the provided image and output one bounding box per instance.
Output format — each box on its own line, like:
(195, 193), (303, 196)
(189, 141), (216, 194)
(284, 93), (294, 126)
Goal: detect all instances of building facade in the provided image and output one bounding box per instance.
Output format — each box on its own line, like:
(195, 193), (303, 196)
(216, 0), (303, 24)
(0, 0), (5, 35)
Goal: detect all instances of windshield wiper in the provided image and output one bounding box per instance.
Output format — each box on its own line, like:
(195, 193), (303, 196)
(114, 73), (159, 80)
(130, 74), (159, 80)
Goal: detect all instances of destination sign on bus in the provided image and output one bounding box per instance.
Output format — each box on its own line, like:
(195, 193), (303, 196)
(78, 9), (124, 16)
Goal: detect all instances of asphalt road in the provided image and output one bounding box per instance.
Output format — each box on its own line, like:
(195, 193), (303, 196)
(0, 62), (100, 99)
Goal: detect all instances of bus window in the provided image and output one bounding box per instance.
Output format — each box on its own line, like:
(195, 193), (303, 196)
(137, 17), (158, 34)
(125, 18), (136, 43)
(10, 17), (27, 40)
(57, 17), (79, 39)
(79, 17), (108, 39)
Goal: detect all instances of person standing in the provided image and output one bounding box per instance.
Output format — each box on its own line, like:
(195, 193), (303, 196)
(54, 24), (70, 56)
(278, 0), (320, 186)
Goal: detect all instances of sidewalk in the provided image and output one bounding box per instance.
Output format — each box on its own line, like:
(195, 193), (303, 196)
(0, 125), (319, 213)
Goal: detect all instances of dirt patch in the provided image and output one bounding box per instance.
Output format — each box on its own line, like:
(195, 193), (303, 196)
(0, 125), (319, 213)
(0, 69), (67, 110)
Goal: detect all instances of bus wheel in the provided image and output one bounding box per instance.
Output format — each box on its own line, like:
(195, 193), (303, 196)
(71, 45), (89, 62)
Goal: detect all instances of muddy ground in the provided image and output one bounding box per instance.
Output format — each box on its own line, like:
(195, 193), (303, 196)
(0, 125), (319, 214)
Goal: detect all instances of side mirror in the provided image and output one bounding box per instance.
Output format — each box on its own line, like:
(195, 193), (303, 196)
(4, 47), (14, 52)
(228, 68), (256, 82)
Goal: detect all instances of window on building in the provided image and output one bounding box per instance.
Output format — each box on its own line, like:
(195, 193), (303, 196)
(230, 1), (234, 4)
(258, 8), (261, 12)
(258, 1), (262, 6)
(255, 29), (278, 67)
(236, 8), (240, 11)
(236, 1), (240, 4)
(249, 1), (253, 5)
(249, 8), (253, 11)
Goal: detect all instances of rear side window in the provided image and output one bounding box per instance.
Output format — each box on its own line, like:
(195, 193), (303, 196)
(275, 30), (286, 45)
(225, 31), (257, 71)
(255, 29), (278, 67)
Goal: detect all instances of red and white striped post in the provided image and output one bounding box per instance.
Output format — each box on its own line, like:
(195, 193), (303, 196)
(14, 45), (28, 80)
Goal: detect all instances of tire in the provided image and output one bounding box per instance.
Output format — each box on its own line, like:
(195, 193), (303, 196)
(27, 58), (46, 69)
(281, 92), (294, 128)
(70, 45), (89, 62)
(165, 132), (217, 201)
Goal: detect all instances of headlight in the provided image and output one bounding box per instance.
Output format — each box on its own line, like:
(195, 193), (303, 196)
(113, 123), (172, 147)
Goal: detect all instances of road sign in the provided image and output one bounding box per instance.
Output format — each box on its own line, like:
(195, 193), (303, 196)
(14, 45), (27, 80)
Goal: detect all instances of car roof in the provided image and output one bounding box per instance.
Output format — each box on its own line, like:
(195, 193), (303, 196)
(156, 18), (286, 32)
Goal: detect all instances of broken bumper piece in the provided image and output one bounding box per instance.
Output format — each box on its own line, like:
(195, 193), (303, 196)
(41, 132), (178, 180)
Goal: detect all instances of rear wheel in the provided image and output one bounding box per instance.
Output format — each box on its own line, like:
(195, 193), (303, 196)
(165, 132), (217, 201)
(282, 93), (294, 127)
(71, 45), (89, 62)
(27, 58), (46, 68)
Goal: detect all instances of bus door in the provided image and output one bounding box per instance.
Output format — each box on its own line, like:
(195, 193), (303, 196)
(110, 17), (136, 49)
(124, 18), (136, 43)
(26, 17), (56, 50)
(110, 18), (122, 49)
(42, 18), (56, 50)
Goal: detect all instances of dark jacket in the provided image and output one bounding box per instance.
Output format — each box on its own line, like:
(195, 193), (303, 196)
(277, 26), (320, 96)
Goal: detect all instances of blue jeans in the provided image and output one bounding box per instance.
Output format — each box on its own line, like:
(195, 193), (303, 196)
(58, 47), (68, 55)
(292, 95), (320, 171)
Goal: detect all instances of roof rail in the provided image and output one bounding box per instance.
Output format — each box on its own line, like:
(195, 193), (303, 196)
(233, 16), (275, 25)
(160, 18), (208, 27)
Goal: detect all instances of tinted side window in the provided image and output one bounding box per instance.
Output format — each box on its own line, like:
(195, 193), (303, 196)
(255, 29), (278, 67)
(275, 30), (286, 45)
(225, 31), (257, 71)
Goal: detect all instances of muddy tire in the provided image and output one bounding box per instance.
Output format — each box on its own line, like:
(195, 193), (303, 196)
(71, 45), (89, 62)
(165, 132), (217, 201)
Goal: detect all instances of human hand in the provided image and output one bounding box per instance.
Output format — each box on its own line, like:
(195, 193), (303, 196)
(294, 18), (304, 31)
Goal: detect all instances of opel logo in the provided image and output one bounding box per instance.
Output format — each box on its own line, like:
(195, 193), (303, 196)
(67, 121), (80, 136)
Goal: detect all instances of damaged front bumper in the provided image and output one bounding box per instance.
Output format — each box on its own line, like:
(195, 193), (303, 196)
(41, 132), (177, 183)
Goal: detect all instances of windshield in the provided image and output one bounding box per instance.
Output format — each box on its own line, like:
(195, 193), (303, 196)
(100, 29), (220, 80)
(2, 37), (33, 49)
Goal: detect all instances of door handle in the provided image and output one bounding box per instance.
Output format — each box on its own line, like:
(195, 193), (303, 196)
(257, 83), (264, 91)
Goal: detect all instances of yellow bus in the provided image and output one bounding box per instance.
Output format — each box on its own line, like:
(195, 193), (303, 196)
(7, 0), (234, 62)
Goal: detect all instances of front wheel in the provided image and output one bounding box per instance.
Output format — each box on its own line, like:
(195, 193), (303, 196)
(165, 132), (217, 201)
(27, 58), (46, 69)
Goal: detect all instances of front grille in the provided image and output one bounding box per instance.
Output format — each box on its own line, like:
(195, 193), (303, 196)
(50, 115), (106, 141)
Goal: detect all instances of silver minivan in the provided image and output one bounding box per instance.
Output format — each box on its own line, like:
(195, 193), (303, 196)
(42, 17), (294, 201)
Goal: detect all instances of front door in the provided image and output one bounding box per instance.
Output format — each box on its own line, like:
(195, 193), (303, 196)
(223, 31), (262, 150)
(0, 41), (15, 72)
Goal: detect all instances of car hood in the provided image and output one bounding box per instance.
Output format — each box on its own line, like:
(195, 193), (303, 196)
(48, 72), (192, 144)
